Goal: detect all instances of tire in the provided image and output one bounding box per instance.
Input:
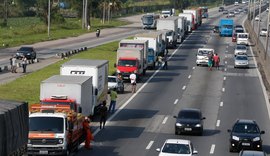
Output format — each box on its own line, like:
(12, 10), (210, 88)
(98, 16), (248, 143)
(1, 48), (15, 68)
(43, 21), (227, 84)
(229, 147), (235, 152)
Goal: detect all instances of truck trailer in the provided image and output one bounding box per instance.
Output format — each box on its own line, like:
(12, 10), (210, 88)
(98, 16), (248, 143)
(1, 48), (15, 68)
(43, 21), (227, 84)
(183, 9), (199, 29)
(179, 13), (195, 32)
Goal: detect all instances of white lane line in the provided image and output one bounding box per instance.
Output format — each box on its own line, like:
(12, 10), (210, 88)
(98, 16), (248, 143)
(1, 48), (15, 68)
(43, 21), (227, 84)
(182, 86), (186, 90)
(216, 120), (220, 127)
(224, 68), (227, 72)
(225, 61), (227, 64)
(225, 55), (227, 58)
(192, 67), (195, 69)
(220, 101), (224, 107)
(222, 88), (225, 92)
(174, 99), (179, 105)
(223, 77), (226, 81)
(162, 116), (168, 124)
(188, 75), (191, 79)
(146, 141), (154, 150)
(210, 144), (215, 154)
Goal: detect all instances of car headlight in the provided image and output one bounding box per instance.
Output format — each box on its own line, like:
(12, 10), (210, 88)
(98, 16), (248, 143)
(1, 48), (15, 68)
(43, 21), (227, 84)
(232, 136), (240, 141)
(253, 137), (260, 141)
(176, 123), (182, 127)
(195, 124), (201, 127)
(58, 139), (63, 144)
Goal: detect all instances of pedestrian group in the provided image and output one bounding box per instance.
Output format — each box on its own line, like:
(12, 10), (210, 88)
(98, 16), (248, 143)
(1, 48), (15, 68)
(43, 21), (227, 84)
(10, 55), (28, 73)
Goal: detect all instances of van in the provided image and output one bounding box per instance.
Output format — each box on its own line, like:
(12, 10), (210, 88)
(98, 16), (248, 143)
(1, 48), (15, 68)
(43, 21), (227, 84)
(237, 33), (249, 45)
(196, 48), (214, 66)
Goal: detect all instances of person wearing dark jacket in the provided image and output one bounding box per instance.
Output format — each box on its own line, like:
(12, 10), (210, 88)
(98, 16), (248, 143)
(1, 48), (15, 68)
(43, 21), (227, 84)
(99, 101), (108, 129)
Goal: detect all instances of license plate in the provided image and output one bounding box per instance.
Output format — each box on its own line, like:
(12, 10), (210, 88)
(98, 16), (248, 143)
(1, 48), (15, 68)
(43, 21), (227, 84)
(242, 143), (250, 146)
(184, 128), (192, 131)
(39, 150), (48, 154)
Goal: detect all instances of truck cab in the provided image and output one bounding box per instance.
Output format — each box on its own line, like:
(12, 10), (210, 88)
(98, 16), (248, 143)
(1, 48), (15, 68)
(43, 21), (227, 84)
(219, 19), (234, 36)
(237, 33), (249, 45)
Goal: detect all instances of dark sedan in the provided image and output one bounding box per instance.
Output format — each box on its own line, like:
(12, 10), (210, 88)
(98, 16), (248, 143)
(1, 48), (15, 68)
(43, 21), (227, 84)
(174, 108), (206, 136)
(228, 119), (265, 152)
(16, 46), (37, 61)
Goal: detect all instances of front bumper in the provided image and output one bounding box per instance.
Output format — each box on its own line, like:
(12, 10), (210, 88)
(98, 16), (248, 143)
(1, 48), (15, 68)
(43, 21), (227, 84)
(175, 126), (203, 134)
(230, 140), (262, 151)
(196, 60), (208, 65)
(28, 147), (67, 155)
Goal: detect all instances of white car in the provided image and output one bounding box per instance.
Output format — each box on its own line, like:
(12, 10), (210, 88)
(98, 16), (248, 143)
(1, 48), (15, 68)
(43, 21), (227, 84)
(260, 28), (268, 37)
(237, 33), (249, 45)
(156, 139), (198, 156)
(196, 48), (214, 66)
(234, 2), (239, 6)
(234, 44), (248, 56)
(255, 16), (260, 21)
(108, 76), (124, 93)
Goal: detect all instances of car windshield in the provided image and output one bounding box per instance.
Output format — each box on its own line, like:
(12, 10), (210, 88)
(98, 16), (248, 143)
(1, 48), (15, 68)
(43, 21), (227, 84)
(198, 50), (213, 56)
(238, 34), (248, 38)
(236, 46), (247, 50)
(108, 77), (117, 83)
(19, 47), (33, 51)
(29, 117), (64, 133)
(233, 123), (260, 134)
(142, 15), (154, 25)
(235, 29), (244, 33)
(162, 143), (191, 154)
(236, 56), (248, 60)
(262, 29), (267, 31)
(178, 110), (200, 119)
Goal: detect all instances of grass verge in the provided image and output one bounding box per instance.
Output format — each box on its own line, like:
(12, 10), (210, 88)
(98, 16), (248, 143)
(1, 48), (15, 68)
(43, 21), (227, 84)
(0, 41), (119, 104)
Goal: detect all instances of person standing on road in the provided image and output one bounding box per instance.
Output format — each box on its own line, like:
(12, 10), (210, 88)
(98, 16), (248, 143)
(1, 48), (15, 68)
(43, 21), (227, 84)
(208, 53), (213, 71)
(129, 72), (137, 93)
(83, 117), (93, 149)
(99, 101), (108, 129)
(163, 54), (168, 70)
(22, 56), (27, 73)
(11, 56), (17, 73)
(213, 53), (220, 70)
(157, 55), (163, 67)
(108, 89), (118, 113)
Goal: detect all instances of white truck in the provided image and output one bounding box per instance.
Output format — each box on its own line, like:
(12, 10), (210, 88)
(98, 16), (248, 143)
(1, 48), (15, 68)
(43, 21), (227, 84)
(60, 59), (108, 116)
(177, 16), (186, 41)
(156, 17), (178, 47)
(134, 32), (163, 66)
(183, 9), (198, 29)
(116, 47), (145, 80)
(237, 33), (249, 45)
(179, 13), (195, 32)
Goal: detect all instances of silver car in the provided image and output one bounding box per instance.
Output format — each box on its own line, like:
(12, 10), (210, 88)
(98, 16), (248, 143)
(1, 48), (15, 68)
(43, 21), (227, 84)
(234, 54), (249, 68)
(234, 44), (247, 56)
(108, 76), (124, 93)
(260, 28), (268, 37)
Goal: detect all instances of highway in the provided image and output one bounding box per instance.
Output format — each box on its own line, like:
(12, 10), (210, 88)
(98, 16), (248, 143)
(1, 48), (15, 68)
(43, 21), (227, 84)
(70, 3), (270, 156)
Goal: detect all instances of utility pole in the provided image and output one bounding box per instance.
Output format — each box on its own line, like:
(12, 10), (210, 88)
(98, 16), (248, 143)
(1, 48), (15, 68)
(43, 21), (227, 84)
(257, 0), (262, 45)
(82, 0), (85, 29)
(84, 0), (88, 28)
(48, 0), (51, 38)
(265, 0), (270, 60)
(252, 0), (256, 28)
(3, 0), (8, 26)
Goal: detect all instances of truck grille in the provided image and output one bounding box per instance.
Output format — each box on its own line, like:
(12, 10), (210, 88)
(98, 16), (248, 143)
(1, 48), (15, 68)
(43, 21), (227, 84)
(31, 139), (58, 145)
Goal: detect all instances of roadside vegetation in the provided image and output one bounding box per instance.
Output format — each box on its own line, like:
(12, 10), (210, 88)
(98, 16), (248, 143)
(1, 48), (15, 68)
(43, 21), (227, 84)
(0, 41), (119, 104)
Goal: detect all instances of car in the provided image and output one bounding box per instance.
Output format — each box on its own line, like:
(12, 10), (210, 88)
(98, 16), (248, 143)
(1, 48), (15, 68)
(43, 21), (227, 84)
(219, 6), (224, 12)
(234, 54), (249, 68)
(213, 26), (219, 33)
(174, 108), (206, 135)
(235, 28), (244, 34)
(223, 10), (229, 14)
(255, 16), (260, 21)
(234, 1), (239, 5)
(156, 139), (198, 156)
(234, 44), (248, 56)
(235, 25), (243, 29)
(238, 8), (243, 12)
(260, 28), (268, 37)
(234, 9), (240, 14)
(228, 11), (235, 17)
(244, 8), (248, 13)
(232, 33), (237, 42)
(228, 119), (265, 152)
(108, 76), (124, 93)
(239, 150), (267, 156)
(16, 46), (37, 61)
(196, 48), (214, 66)
(267, 7), (269, 12)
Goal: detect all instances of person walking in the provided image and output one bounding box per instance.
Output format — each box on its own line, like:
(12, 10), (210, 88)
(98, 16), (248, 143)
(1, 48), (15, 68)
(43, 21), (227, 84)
(213, 53), (220, 70)
(22, 56), (27, 73)
(82, 117), (93, 149)
(157, 55), (163, 67)
(99, 101), (108, 129)
(163, 54), (168, 70)
(11, 56), (17, 73)
(129, 72), (137, 93)
(108, 89), (118, 113)
(208, 53), (213, 71)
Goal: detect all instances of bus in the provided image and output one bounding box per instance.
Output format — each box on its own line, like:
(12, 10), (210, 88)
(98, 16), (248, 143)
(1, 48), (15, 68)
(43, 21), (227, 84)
(141, 13), (160, 29)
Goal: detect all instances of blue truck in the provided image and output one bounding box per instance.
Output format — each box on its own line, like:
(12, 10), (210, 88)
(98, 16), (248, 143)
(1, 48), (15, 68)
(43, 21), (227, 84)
(219, 19), (234, 37)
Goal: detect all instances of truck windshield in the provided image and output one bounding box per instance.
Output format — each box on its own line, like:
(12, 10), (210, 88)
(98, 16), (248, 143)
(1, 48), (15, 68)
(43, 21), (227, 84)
(118, 60), (136, 67)
(29, 117), (64, 133)
(142, 16), (154, 25)
(222, 25), (233, 29)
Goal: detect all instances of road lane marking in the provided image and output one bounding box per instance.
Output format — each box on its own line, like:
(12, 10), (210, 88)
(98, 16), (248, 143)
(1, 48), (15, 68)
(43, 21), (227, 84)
(182, 86), (186, 90)
(162, 116), (168, 124)
(174, 99), (179, 105)
(225, 55), (227, 58)
(224, 68), (227, 72)
(192, 67), (195, 69)
(188, 75), (191, 79)
(225, 61), (227, 64)
(216, 120), (220, 127)
(222, 88), (225, 92)
(210, 144), (215, 154)
(146, 141), (154, 150)
(224, 77), (226, 81)
(220, 101), (223, 107)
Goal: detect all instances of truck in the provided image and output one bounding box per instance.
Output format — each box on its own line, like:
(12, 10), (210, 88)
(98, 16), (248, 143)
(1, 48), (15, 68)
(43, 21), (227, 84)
(134, 32), (163, 66)
(60, 59), (108, 115)
(177, 16), (187, 41)
(179, 13), (195, 32)
(28, 101), (85, 155)
(116, 47), (145, 80)
(156, 17), (179, 46)
(219, 19), (234, 36)
(141, 13), (160, 29)
(119, 39), (150, 70)
(183, 9), (199, 29)
(0, 100), (28, 156)
(161, 9), (173, 18)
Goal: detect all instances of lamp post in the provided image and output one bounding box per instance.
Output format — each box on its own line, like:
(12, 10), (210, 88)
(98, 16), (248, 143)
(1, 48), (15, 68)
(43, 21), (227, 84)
(257, 0), (262, 45)
(265, 0), (270, 60)
(252, 0), (256, 28)
(108, 2), (112, 22)
(82, 0), (85, 29)
(48, 0), (51, 38)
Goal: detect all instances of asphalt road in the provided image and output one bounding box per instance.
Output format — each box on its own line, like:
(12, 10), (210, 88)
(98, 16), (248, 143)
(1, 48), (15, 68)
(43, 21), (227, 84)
(73, 4), (270, 156)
